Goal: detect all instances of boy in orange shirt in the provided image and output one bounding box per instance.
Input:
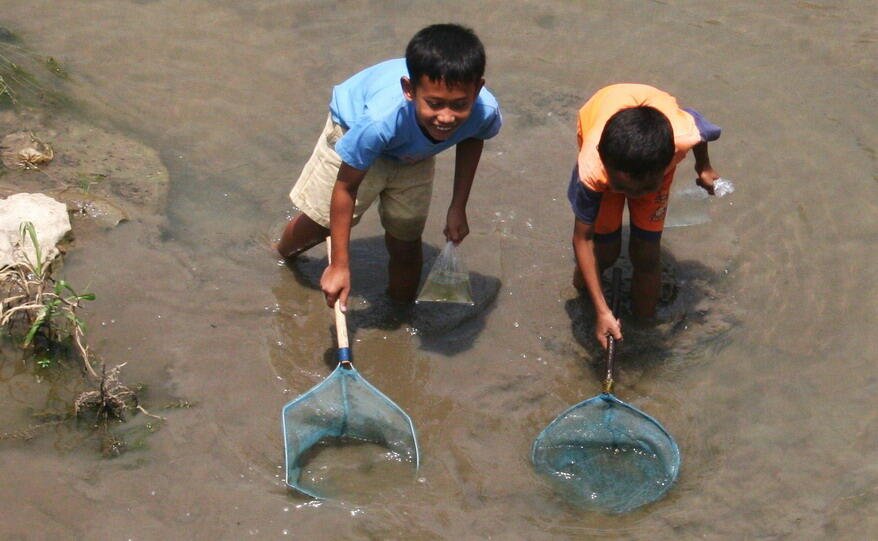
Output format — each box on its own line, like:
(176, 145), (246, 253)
(569, 84), (722, 348)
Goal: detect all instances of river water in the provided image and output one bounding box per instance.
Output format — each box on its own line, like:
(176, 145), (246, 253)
(1, 1), (876, 539)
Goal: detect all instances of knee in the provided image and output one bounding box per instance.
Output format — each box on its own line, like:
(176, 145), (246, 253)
(385, 233), (422, 262)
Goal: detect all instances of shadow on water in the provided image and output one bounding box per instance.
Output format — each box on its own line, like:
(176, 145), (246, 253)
(564, 243), (741, 382)
(284, 236), (501, 358)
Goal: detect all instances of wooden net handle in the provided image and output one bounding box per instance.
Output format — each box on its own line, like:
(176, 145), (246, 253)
(325, 237), (350, 353)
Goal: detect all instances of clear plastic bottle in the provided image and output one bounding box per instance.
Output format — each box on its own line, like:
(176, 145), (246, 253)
(712, 177), (735, 197)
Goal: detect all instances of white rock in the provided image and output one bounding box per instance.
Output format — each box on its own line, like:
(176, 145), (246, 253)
(0, 193), (71, 268)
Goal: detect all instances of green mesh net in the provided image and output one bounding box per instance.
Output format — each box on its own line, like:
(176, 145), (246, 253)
(532, 393), (679, 513)
(282, 363), (419, 498)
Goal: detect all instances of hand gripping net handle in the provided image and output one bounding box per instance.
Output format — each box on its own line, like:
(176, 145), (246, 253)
(602, 268), (622, 393)
(326, 237), (351, 363)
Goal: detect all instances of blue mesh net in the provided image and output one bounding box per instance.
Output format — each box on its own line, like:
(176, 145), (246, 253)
(532, 393), (679, 513)
(282, 363), (419, 498)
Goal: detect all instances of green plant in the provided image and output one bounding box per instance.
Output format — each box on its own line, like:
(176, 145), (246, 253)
(0, 218), (171, 455)
(22, 278), (95, 347)
(0, 41), (70, 109)
(0, 73), (14, 104)
(76, 172), (107, 193)
(0, 221), (97, 377)
(35, 356), (53, 368)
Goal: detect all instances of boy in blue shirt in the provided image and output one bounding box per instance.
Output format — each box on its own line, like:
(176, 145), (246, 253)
(275, 24), (502, 311)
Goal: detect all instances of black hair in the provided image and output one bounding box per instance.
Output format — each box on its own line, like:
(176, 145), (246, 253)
(598, 106), (675, 178)
(405, 24), (485, 88)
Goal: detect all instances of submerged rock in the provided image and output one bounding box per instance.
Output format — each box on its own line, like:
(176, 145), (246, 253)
(0, 109), (170, 227)
(0, 131), (54, 170)
(0, 192), (70, 268)
(50, 187), (128, 228)
(47, 121), (169, 213)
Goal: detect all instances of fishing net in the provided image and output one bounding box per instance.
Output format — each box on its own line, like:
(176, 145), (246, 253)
(416, 241), (474, 305)
(533, 267), (679, 512)
(532, 393), (679, 513)
(282, 364), (419, 498)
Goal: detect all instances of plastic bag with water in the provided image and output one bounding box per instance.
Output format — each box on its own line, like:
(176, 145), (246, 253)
(416, 241), (474, 305)
(665, 177), (735, 228)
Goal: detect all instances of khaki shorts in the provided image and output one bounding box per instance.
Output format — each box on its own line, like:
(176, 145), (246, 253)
(290, 115), (436, 241)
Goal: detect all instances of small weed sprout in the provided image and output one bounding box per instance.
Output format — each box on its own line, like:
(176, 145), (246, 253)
(0, 40), (70, 108)
(0, 73), (14, 104)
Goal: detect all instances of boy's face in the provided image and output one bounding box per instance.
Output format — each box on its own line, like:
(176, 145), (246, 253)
(607, 168), (664, 199)
(401, 75), (484, 142)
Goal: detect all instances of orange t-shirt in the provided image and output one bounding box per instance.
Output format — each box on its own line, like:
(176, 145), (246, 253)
(576, 84), (702, 192)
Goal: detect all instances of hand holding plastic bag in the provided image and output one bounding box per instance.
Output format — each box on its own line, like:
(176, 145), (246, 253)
(416, 241), (474, 305)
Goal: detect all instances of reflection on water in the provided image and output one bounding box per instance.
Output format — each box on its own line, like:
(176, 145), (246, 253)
(666, 182), (711, 228)
(665, 179), (736, 229)
(296, 437), (417, 502)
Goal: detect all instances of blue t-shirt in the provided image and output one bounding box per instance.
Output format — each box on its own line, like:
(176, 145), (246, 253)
(329, 58), (502, 170)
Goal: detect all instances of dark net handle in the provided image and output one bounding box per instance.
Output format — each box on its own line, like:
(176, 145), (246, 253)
(602, 268), (622, 393)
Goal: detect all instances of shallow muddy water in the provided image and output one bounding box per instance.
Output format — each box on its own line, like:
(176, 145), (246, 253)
(295, 438), (417, 502)
(1, 1), (876, 539)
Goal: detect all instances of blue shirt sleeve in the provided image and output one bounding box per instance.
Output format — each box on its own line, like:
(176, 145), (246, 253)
(334, 120), (388, 171)
(476, 108), (502, 140)
(683, 107), (721, 142)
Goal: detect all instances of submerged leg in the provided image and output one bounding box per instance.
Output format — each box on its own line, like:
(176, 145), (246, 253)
(385, 233), (422, 302)
(275, 213), (329, 260)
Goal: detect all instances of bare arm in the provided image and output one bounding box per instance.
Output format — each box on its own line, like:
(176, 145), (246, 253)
(692, 141), (720, 195)
(445, 137), (484, 244)
(572, 219), (622, 348)
(321, 162), (367, 310)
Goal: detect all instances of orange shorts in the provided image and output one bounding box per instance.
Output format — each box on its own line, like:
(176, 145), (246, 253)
(568, 164), (675, 242)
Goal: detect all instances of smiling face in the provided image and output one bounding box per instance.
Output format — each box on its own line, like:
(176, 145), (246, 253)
(402, 75), (483, 142)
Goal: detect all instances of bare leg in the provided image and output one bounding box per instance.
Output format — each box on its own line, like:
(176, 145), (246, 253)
(573, 234), (621, 290)
(628, 236), (661, 319)
(274, 213), (329, 259)
(384, 233), (422, 302)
